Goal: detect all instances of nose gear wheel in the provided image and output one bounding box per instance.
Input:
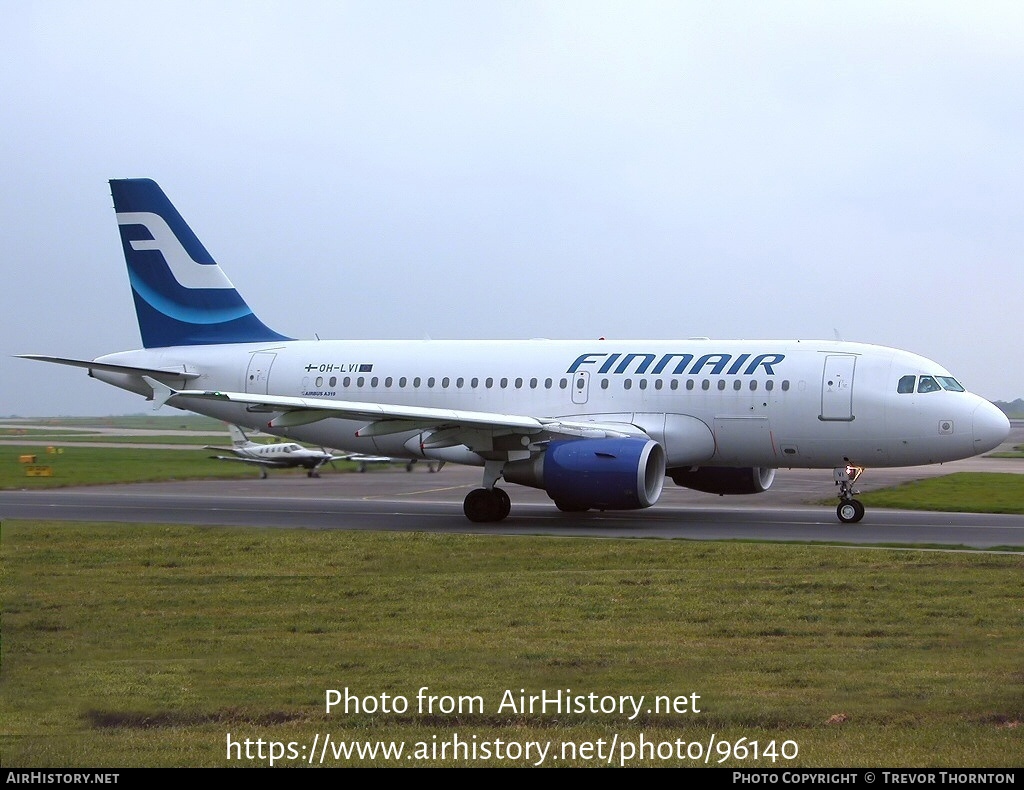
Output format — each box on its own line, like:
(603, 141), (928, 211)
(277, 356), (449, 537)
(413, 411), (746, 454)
(833, 460), (865, 523)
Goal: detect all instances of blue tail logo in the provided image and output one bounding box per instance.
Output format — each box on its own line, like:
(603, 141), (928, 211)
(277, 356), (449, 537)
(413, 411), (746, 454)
(110, 178), (290, 348)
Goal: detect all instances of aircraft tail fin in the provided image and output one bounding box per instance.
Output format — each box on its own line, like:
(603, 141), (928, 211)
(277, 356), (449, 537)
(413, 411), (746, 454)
(109, 179), (291, 348)
(227, 424), (251, 447)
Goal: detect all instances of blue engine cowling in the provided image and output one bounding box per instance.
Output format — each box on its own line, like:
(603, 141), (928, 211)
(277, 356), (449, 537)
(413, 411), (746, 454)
(504, 438), (666, 511)
(668, 466), (776, 495)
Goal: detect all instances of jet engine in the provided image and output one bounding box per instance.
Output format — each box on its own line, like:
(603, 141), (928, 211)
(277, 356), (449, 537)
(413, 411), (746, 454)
(503, 437), (666, 511)
(669, 466), (776, 495)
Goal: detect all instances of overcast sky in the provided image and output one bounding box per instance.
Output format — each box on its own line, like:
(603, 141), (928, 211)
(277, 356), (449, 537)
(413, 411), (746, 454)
(2, 1), (1021, 416)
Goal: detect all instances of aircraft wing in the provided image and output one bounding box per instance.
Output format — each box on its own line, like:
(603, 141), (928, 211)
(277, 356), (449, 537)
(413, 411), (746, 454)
(208, 454), (287, 467)
(340, 453), (398, 463)
(146, 380), (647, 442)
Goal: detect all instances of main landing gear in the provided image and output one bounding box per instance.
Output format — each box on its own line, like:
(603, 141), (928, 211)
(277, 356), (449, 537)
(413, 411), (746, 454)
(834, 460), (865, 523)
(464, 487), (511, 523)
(463, 461), (512, 523)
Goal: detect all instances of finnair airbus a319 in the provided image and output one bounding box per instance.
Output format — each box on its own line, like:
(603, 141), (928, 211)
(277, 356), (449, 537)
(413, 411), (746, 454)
(20, 179), (1010, 524)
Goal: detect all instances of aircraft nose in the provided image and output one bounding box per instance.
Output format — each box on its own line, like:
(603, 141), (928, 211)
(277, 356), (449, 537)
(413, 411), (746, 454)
(972, 400), (1011, 454)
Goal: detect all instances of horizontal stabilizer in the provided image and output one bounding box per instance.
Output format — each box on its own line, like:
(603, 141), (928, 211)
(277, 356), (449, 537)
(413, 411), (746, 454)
(16, 355), (200, 380)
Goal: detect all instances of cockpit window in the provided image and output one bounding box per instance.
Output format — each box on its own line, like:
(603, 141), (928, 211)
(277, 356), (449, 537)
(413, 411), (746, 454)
(897, 375), (916, 394)
(937, 376), (965, 392)
(917, 376), (941, 393)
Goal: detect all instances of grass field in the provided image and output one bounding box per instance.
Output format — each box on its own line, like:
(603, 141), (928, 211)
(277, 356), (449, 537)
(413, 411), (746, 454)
(989, 444), (1024, 459)
(0, 415), (246, 446)
(0, 445), (364, 488)
(0, 415), (225, 431)
(858, 473), (1024, 516)
(1, 523), (1021, 768)
(0, 446), (280, 487)
(1, 432), (224, 445)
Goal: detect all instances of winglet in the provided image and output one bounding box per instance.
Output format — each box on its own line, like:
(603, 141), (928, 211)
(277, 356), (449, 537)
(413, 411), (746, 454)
(142, 376), (176, 409)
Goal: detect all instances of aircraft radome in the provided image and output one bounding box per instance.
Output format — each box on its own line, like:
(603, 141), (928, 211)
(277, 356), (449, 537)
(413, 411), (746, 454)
(19, 179), (1010, 524)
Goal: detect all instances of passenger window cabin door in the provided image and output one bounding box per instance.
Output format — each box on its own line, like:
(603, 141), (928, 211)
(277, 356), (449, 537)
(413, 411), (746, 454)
(820, 354), (856, 422)
(245, 352), (276, 394)
(571, 371), (590, 404)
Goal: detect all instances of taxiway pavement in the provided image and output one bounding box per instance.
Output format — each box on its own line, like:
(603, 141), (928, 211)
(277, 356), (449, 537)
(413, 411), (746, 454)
(2, 421), (1020, 549)
(2, 457), (1022, 550)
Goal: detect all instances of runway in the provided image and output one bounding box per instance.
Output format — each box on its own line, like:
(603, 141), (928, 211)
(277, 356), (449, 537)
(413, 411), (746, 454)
(2, 461), (1022, 550)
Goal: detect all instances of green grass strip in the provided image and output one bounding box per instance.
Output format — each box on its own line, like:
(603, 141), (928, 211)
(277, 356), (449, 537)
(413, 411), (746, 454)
(2, 523), (1021, 767)
(0, 445), (326, 488)
(859, 473), (1024, 515)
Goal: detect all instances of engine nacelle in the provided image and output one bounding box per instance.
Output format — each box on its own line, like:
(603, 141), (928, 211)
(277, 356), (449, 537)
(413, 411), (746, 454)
(504, 437), (666, 510)
(669, 466), (776, 495)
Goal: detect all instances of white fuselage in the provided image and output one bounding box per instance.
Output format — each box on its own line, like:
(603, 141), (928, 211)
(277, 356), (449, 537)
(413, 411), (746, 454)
(93, 338), (1008, 471)
(229, 442), (327, 466)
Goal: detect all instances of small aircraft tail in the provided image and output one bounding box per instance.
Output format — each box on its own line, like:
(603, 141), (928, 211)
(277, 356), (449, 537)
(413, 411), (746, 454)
(109, 179), (290, 348)
(227, 424), (252, 447)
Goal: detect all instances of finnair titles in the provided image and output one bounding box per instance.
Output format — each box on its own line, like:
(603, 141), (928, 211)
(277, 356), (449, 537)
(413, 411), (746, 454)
(566, 352), (785, 377)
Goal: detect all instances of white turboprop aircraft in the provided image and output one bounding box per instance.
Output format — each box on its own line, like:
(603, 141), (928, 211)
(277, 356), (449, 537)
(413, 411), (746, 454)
(19, 179), (1010, 524)
(205, 424), (342, 478)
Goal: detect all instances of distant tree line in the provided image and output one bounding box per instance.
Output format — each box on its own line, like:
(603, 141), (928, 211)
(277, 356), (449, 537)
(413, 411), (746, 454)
(993, 399), (1024, 418)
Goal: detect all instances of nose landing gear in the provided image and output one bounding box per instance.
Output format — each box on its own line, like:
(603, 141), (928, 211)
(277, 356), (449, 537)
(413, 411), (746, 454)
(834, 460), (865, 523)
